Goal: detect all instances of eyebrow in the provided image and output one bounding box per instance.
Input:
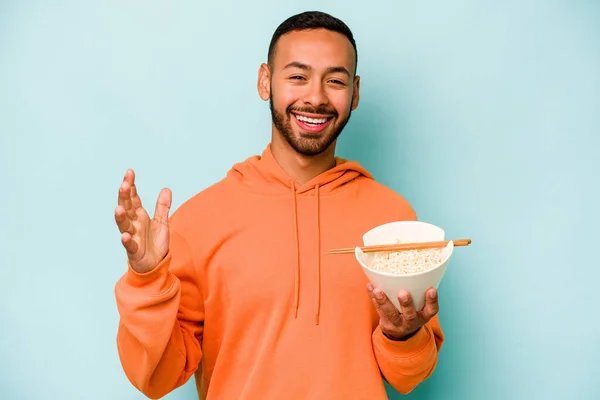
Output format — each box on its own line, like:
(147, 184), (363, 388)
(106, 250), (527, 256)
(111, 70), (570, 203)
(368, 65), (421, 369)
(283, 61), (351, 77)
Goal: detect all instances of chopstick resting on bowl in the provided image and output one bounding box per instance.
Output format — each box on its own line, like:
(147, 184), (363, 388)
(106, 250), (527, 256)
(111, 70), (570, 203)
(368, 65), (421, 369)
(327, 239), (472, 255)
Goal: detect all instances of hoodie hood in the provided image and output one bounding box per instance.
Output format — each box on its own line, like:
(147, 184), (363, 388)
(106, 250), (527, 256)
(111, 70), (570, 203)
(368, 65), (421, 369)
(226, 144), (373, 324)
(227, 143), (373, 196)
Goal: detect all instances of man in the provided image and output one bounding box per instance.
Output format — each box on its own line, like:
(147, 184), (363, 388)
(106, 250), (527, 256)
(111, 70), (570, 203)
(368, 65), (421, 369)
(114, 11), (444, 400)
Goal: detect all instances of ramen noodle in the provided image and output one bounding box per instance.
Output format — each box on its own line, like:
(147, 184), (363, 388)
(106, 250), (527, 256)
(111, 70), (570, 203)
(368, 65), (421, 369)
(370, 240), (443, 274)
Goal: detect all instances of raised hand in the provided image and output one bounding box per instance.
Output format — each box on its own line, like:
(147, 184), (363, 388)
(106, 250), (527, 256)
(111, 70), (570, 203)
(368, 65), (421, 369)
(114, 169), (172, 274)
(367, 284), (439, 341)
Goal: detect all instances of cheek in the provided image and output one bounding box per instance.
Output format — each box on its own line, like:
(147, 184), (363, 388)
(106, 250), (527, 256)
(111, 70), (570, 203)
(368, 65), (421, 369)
(329, 91), (353, 115)
(273, 83), (302, 108)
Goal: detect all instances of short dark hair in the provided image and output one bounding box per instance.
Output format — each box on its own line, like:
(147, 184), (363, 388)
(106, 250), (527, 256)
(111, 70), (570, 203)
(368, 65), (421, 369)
(267, 11), (358, 72)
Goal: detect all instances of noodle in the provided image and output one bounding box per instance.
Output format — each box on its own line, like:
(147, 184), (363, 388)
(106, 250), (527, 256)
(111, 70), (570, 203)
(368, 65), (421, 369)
(369, 240), (443, 275)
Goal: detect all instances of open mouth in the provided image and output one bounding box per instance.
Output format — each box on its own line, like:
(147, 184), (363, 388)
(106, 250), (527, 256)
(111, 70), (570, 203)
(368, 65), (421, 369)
(292, 113), (333, 133)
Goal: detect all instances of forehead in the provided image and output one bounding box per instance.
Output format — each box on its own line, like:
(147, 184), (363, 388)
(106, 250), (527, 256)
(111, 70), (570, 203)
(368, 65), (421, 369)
(271, 29), (356, 74)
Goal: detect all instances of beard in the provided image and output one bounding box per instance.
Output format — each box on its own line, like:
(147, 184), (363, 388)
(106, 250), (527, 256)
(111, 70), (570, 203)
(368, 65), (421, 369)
(269, 96), (352, 157)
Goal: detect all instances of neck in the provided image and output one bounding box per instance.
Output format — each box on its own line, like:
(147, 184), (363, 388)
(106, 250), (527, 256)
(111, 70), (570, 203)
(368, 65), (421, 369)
(270, 133), (337, 186)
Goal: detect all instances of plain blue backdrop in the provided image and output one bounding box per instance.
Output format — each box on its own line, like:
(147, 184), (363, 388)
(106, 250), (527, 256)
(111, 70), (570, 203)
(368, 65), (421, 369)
(1, 1), (599, 399)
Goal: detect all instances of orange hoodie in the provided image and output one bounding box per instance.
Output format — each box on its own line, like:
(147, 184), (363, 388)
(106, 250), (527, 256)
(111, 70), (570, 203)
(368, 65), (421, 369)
(114, 144), (444, 400)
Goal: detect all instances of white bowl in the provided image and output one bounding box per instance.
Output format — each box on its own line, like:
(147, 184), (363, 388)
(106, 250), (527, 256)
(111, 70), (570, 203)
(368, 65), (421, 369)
(354, 221), (453, 311)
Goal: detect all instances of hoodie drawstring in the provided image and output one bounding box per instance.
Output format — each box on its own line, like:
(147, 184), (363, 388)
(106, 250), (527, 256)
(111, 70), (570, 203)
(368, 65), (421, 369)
(290, 181), (322, 325)
(315, 184), (321, 325)
(291, 182), (300, 319)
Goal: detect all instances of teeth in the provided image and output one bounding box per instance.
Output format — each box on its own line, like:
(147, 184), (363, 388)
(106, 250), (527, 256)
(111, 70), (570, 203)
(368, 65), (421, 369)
(296, 115), (328, 124)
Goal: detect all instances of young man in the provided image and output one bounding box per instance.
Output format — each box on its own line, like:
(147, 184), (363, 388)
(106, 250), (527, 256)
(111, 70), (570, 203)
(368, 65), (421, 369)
(114, 11), (444, 400)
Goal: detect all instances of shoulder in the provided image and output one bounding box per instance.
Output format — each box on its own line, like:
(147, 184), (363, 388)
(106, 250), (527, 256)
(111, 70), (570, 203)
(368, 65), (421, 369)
(168, 177), (234, 230)
(355, 176), (418, 220)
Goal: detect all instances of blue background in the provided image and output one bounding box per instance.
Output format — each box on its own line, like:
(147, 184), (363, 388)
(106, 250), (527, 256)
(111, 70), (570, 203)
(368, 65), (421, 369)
(1, 1), (599, 399)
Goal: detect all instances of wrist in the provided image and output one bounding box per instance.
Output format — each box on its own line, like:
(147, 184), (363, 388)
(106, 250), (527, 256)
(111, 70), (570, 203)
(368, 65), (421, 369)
(382, 326), (421, 342)
(374, 325), (432, 357)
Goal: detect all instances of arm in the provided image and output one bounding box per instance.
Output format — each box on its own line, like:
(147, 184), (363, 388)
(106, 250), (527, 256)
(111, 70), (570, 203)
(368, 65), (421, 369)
(114, 229), (204, 399)
(372, 314), (444, 394)
(368, 285), (444, 394)
(112, 169), (203, 399)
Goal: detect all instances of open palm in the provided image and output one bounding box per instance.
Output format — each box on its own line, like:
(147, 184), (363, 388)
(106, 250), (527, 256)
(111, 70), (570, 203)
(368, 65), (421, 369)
(114, 169), (172, 273)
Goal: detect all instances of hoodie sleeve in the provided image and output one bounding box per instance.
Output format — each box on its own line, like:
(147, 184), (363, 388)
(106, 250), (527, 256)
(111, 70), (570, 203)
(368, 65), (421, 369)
(372, 314), (444, 394)
(114, 229), (204, 399)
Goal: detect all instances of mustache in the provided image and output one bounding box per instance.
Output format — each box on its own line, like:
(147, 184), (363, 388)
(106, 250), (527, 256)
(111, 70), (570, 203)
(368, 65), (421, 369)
(287, 105), (338, 118)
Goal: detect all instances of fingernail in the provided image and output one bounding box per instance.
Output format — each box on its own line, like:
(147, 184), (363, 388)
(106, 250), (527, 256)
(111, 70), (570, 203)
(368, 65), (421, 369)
(374, 290), (383, 300)
(367, 283), (374, 292)
(400, 293), (409, 303)
(429, 290), (437, 299)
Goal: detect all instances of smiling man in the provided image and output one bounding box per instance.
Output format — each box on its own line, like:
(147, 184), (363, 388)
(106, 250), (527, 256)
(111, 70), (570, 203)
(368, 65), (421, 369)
(263, 28), (357, 158)
(114, 11), (444, 400)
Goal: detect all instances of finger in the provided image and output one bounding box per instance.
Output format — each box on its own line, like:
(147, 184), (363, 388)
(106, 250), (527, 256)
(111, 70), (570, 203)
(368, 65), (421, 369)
(366, 283), (379, 303)
(366, 282), (375, 295)
(398, 291), (418, 324)
(118, 169), (137, 209)
(124, 168), (135, 187)
(118, 180), (133, 214)
(153, 188), (172, 225)
(121, 232), (139, 255)
(418, 288), (439, 322)
(370, 287), (401, 324)
(114, 205), (134, 235)
(130, 182), (143, 210)
(127, 169), (142, 210)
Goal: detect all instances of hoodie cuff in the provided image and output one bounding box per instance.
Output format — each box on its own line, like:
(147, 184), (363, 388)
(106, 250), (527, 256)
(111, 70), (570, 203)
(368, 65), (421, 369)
(122, 252), (175, 294)
(373, 324), (432, 358)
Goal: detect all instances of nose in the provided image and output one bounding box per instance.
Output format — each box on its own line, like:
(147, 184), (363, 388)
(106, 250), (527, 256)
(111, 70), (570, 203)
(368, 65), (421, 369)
(303, 81), (328, 108)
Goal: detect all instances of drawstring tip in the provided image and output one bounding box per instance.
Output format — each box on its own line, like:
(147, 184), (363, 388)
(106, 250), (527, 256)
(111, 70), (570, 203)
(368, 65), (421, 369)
(315, 314), (320, 325)
(294, 309), (298, 319)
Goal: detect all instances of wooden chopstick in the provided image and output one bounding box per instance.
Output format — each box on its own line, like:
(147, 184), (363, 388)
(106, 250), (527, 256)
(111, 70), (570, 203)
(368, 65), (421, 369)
(327, 239), (472, 255)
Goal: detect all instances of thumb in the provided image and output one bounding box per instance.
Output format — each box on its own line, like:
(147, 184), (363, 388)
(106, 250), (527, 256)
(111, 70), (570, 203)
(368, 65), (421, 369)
(154, 188), (172, 225)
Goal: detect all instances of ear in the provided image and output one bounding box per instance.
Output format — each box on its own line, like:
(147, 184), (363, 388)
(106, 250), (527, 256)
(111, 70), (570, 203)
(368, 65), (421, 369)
(257, 63), (271, 101)
(351, 75), (360, 110)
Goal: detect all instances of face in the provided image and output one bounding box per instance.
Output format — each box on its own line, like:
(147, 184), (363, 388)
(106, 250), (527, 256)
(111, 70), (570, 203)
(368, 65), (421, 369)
(258, 29), (360, 156)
